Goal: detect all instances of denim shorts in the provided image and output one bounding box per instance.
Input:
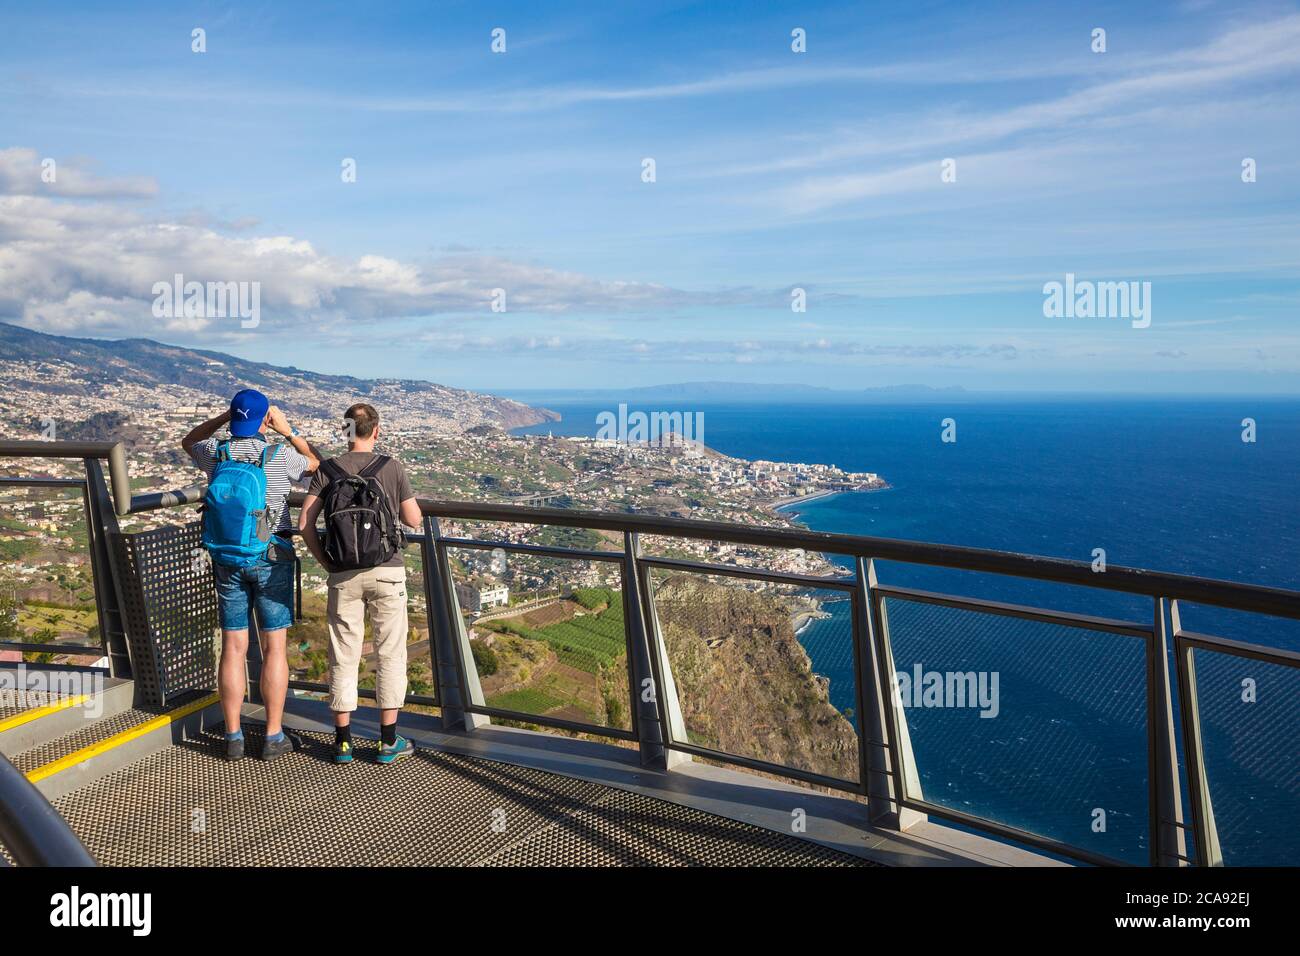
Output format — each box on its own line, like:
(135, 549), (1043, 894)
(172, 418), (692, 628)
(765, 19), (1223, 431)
(213, 543), (295, 632)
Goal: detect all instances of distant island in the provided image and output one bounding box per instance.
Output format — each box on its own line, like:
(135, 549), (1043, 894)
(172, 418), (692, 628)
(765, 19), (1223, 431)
(503, 381), (969, 404)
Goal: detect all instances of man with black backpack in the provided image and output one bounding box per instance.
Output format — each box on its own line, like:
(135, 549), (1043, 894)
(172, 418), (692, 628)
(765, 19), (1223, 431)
(298, 403), (422, 764)
(182, 388), (319, 762)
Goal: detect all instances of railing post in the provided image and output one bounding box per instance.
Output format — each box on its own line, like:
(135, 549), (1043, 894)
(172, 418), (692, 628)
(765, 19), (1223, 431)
(82, 458), (132, 680)
(1170, 600), (1222, 866)
(852, 558), (896, 825)
(422, 516), (488, 731)
(1148, 597), (1189, 866)
(623, 532), (687, 770)
(862, 558), (926, 830)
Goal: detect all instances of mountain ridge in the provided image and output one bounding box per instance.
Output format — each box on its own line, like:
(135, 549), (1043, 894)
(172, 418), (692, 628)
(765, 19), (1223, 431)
(0, 322), (557, 433)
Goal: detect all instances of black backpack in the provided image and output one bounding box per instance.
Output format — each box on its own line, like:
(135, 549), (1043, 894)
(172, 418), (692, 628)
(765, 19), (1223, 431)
(319, 455), (403, 571)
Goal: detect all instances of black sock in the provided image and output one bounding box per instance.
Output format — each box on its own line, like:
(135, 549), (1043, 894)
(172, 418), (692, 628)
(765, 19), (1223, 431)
(335, 725), (352, 746)
(381, 722), (397, 746)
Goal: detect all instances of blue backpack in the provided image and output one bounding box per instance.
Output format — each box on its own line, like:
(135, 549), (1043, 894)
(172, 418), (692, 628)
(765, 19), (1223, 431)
(201, 440), (283, 567)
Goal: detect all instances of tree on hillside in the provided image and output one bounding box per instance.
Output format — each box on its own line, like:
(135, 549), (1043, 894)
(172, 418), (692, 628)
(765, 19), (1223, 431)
(0, 594), (18, 641)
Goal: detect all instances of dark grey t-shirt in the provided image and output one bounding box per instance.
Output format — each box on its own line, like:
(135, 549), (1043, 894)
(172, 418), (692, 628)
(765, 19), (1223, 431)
(308, 452), (415, 568)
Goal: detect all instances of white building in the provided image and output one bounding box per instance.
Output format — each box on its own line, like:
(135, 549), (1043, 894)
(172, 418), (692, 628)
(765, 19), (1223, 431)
(456, 583), (510, 611)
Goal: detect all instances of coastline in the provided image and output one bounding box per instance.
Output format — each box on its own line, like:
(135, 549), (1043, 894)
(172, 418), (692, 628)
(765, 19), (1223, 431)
(790, 609), (820, 635)
(768, 488), (843, 512)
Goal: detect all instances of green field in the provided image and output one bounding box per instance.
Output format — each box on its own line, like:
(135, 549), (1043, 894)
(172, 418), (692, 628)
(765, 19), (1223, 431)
(486, 686), (568, 713)
(488, 591), (626, 674)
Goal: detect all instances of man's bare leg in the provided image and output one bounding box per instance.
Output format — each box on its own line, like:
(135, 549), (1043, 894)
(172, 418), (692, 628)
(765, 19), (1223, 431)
(332, 707), (396, 729)
(259, 628), (288, 737)
(219, 629), (249, 734)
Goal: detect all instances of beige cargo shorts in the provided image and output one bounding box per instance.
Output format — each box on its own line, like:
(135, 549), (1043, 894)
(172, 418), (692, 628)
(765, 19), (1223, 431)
(325, 565), (409, 712)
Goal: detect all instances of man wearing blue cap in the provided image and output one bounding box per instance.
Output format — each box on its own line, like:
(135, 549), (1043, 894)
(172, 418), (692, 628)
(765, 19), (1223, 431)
(182, 389), (319, 761)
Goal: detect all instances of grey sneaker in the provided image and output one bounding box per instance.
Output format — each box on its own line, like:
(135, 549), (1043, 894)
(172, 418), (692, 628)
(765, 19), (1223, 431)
(225, 735), (245, 761)
(261, 732), (299, 762)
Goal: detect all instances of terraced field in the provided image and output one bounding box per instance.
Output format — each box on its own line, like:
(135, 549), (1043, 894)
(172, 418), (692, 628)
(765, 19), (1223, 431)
(479, 589), (631, 730)
(487, 590), (625, 674)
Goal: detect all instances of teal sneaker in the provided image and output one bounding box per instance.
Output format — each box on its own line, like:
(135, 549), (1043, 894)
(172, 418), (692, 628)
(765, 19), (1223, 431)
(333, 738), (354, 764)
(376, 735), (414, 764)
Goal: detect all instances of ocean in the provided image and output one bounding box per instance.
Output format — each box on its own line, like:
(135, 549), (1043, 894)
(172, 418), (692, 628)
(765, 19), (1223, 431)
(513, 396), (1299, 864)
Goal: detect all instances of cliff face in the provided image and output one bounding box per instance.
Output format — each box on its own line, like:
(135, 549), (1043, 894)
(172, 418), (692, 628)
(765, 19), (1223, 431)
(652, 574), (860, 785)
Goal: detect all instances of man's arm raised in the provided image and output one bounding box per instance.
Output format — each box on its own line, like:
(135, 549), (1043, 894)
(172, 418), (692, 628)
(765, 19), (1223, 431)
(265, 405), (320, 473)
(181, 410), (232, 457)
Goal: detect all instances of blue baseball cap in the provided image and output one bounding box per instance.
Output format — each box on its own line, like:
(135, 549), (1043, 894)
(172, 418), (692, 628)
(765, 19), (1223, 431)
(228, 388), (269, 437)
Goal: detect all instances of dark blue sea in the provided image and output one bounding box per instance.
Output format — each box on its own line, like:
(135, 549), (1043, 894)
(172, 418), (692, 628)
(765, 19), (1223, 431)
(514, 397), (1299, 864)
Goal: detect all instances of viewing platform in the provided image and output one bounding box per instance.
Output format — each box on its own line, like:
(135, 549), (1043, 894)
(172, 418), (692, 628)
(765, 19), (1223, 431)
(0, 440), (1296, 868)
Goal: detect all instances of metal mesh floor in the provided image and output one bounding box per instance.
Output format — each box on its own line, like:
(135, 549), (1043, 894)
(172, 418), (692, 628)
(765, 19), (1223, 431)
(52, 728), (874, 867)
(0, 691), (72, 722)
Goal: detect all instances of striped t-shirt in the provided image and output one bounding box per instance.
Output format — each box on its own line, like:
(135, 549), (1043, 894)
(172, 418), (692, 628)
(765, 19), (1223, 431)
(188, 436), (309, 537)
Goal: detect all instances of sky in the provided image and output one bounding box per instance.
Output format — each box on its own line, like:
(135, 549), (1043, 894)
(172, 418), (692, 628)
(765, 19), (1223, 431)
(1, 0), (1298, 393)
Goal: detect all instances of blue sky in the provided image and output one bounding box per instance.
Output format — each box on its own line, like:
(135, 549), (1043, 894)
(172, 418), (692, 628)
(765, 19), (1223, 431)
(1, 0), (1298, 392)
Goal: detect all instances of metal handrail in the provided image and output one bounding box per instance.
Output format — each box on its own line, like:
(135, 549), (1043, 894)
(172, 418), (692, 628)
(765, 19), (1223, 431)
(0, 752), (96, 867)
(404, 498), (1299, 620)
(124, 481), (1300, 623)
(0, 441), (131, 517)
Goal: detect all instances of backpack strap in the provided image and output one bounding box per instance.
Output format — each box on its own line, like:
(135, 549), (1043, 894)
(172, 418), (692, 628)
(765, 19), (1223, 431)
(258, 443), (287, 543)
(358, 455), (401, 546)
(216, 440), (230, 463)
(256, 442), (282, 470)
(320, 458), (348, 484)
(358, 454), (390, 480)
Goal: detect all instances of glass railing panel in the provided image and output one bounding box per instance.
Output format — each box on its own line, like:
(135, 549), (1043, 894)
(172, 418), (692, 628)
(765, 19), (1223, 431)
(648, 568), (861, 788)
(1189, 646), (1299, 866)
(0, 484), (104, 666)
(881, 595), (1149, 863)
(446, 548), (632, 733)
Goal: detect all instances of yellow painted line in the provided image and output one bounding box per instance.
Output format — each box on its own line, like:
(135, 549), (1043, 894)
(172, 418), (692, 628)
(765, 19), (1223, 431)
(0, 695), (90, 733)
(25, 692), (220, 783)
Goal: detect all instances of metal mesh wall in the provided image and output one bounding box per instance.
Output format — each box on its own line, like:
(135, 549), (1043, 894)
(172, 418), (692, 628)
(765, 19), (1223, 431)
(112, 522), (218, 707)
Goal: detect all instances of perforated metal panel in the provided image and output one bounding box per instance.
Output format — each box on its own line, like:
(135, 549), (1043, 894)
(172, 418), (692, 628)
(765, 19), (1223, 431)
(112, 522), (218, 706)
(52, 728), (874, 867)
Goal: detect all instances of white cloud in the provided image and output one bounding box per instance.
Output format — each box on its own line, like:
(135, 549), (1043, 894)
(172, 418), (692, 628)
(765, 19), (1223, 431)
(0, 147), (157, 199)
(0, 180), (788, 337)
